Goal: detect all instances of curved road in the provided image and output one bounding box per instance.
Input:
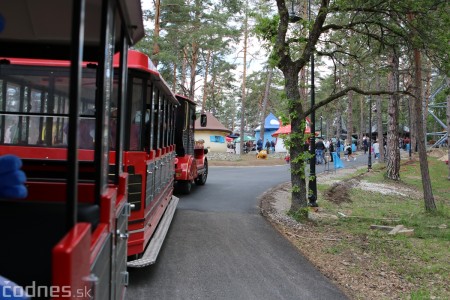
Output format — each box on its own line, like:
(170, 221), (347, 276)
(127, 162), (352, 300)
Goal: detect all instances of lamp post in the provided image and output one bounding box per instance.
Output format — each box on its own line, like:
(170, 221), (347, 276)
(320, 115), (323, 138)
(408, 97), (412, 159)
(307, 0), (317, 207)
(368, 96), (372, 171)
(289, 1), (302, 23)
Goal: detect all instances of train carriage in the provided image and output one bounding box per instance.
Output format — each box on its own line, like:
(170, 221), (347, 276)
(115, 50), (180, 267)
(0, 1), (209, 298)
(0, 0), (145, 299)
(174, 94), (208, 195)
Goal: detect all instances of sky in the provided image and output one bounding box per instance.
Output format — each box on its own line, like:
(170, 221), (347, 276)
(139, 0), (332, 102)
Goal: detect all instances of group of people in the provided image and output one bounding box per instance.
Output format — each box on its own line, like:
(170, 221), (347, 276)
(256, 138), (275, 154)
(362, 136), (381, 159)
(399, 136), (411, 150)
(314, 137), (356, 163)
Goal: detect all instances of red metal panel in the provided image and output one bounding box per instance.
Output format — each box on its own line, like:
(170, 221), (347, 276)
(0, 146), (94, 160)
(117, 173), (128, 206)
(99, 188), (117, 231)
(25, 182), (95, 203)
(143, 185), (173, 244)
(52, 223), (91, 300)
(89, 224), (109, 265)
(175, 155), (197, 181)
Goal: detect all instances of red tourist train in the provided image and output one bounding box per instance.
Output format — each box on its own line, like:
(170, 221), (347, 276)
(0, 1), (206, 299)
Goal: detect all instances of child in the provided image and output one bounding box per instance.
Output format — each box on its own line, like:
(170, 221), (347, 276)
(345, 143), (356, 161)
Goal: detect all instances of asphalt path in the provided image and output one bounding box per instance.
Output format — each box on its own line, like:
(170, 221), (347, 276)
(126, 155), (367, 300)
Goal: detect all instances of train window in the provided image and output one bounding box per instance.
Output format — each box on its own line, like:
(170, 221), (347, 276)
(76, 69), (96, 150)
(0, 71), (72, 146)
(0, 64), (98, 149)
(129, 78), (143, 151)
(153, 88), (160, 150)
(160, 96), (167, 147)
(146, 83), (153, 152)
(183, 102), (189, 131)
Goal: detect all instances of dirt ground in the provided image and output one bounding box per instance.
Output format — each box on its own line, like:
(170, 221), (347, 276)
(208, 152), (288, 167)
(259, 177), (419, 300)
(210, 153), (439, 299)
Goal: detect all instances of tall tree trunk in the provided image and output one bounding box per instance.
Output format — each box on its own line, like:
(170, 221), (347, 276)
(172, 63), (177, 92)
(406, 73), (417, 153)
(260, 68), (273, 141)
(189, 43), (199, 100)
(447, 77), (450, 180)
(376, 76), (384, 161)
(359, 97), (364, 150)
(239, 8), (248, 156)
(386, 51), (400, 180)
(299, 68), (307, 107)
(273, 0), (330, 211)
(181, 48), (187, 89)
(423, 59), (432, 140)
(201, 50), (211, 112)
(336, 110), (342, 141)
(210, 57), (217, 114)
(189, 0), (202, 99)
(346, 72), (353, 145)
(152, 0), (161, 67)
(285, 68), (307, 210)
(325, 113), (330, 140)
(335, 71), (343, 141)
(299, 2), (308, 109)
(409, 12), (436, 211)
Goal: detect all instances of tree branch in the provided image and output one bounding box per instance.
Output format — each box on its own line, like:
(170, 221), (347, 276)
(303, 87), (412, 117)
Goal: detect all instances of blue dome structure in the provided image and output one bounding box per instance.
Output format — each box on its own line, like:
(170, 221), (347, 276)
(254, 113), (280, 145)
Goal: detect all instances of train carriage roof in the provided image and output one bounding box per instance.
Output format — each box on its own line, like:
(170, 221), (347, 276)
(176, 94), (197, 107)
(0, 0), (144, 61)
(118, 50), (179, 106)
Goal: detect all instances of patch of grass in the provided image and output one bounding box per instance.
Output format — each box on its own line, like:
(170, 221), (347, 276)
(324, 244), (344, 254)
(401, 157), (450, 202)
(318, 156), (450, 299)
(410, 289), (431, 300)
(287, 207), (309, 222)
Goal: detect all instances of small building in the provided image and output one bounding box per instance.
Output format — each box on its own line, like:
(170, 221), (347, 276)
(271, 118), (311, 153)
(254, 113), (280, 145)
(194, 111), (232, 152)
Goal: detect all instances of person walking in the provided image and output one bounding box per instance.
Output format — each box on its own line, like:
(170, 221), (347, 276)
(256, 138), (263, 152)
(363, 136), (368, 154)
(373, 140), (380, 159)
(345, 143), (356, 161)
(329, 140), (335, 162)
(265, 139), (271, 154)
(336, 138), (341, 158)
(315, 138), (326, 164)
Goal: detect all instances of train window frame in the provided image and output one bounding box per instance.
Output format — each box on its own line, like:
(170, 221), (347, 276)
(0, 64), (97, 150)
(153, 88), (160, 151)
(146, 81), (154, 152)
(128, 77), (144, 151)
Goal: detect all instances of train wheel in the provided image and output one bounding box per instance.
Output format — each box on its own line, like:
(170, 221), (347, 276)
(177, 180), (192, 194)
(195, 160), (208, 186)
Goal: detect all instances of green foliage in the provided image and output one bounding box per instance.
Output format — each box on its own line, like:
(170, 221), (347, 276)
(136, 0), (244, 100)
(243, 68), (287, 130)
(288, 207), (309, 222)
(253, 14), (279, 47)
(314, 156), (449, 298)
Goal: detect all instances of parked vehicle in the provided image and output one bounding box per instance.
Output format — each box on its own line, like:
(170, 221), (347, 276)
(174, 95), (208, 194)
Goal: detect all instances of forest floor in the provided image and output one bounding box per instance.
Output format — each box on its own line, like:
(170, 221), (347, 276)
(210, 149), (450, 300)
